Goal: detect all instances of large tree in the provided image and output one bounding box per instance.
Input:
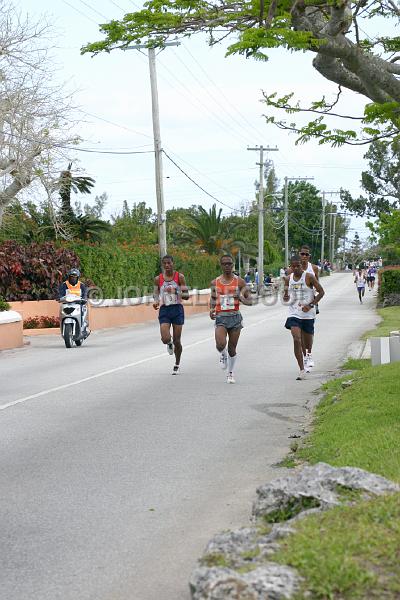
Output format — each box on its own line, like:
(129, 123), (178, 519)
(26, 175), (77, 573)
(0, 1), (79, 226)
(340, 138), (400, 217)
(82, 0), (400, 146)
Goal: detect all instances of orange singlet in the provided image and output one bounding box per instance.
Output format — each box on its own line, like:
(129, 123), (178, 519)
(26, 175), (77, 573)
(215, 275), (240, 313)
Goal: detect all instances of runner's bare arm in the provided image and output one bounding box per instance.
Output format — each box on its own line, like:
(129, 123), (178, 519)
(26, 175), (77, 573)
(312, 264), (319, 280)
(282, 276), (290, 302)
(238, 277), (252, 305)
(209, 279), (217, 319)
(153, 276), (160, 310)
(179, 274), (190, 300)
(307, 273), (325, 304)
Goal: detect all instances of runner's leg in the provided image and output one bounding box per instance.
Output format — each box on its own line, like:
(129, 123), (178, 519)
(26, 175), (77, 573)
(227, 327), (241, 371)
(291, 326), (304, 370)
(160, 322), (172, 345)
(172, 324), (183, 366)
(215, 325), (228, 352)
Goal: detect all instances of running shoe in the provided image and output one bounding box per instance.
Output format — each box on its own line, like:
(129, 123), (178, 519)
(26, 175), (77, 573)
(306, 353), (315, 368)
(219, 350), (228, 370)
(296, 370), (306, 380)
(172, 365), (180, 375)
(167, 341), (174, 355)
(226, 372), (236, 384)
(304, 357), (311, 373)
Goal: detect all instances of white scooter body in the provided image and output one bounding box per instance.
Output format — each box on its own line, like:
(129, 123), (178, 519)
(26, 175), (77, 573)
(59, 294), (88, 347)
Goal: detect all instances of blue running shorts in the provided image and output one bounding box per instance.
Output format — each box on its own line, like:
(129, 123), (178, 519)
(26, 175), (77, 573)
(284, 317), (315, 335)
(158, 304), (185, 325)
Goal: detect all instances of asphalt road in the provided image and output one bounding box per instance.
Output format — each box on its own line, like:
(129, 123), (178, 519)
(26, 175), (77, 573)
(0, 273), (378, 600)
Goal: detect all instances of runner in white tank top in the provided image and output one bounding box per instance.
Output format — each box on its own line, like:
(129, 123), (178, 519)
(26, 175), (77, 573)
(283, 254), (325, 380)
(354, 269), (366, 304)
(293, 245), (321, 369)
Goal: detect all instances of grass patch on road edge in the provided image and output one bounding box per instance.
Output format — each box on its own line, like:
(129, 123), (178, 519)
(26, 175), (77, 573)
(362, 305), (400, 339)
(270, 326), (400, 598)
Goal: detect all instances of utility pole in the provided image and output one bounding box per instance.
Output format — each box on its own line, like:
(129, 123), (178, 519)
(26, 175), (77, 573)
(331, 210), (337, 265)
(320, 192), (326, 265)
(123, 42), (180, 259)
(321, 191), (340, 267)
(283, 176), (314, 267)
(247, 145), (278, 290)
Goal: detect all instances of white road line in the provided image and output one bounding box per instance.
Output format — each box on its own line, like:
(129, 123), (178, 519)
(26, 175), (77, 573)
(0, 315), (275, 412)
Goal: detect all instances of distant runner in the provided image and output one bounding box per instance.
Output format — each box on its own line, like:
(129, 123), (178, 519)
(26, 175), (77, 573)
(283, 255), (325, 380)
(354, 268), (366, 303)
(210, 255), (252, 384)
(153, 255), (189, 375)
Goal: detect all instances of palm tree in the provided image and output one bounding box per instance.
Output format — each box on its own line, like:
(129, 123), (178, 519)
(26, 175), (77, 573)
(73, 214), (111, 243)
(176, 204), (251, 256)
(58, 162), (95, 222)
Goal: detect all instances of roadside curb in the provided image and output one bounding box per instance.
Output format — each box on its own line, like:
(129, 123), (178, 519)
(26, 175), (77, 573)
(346, 339), (371, 360)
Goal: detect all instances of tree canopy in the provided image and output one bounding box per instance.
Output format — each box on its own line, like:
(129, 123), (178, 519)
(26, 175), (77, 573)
(82, 0), (400, 146)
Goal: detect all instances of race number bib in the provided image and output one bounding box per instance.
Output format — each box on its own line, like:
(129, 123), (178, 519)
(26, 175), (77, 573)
(220, 294), (235, 311)
(164, 291), (177, 306)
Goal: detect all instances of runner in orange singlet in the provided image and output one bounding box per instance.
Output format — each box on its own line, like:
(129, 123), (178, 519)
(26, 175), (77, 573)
(210, 255), (252, 384)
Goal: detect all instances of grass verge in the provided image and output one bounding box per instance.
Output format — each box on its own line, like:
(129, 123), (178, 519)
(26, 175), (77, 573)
(362, 305), (400, 339)
(270, 323), (400, 598)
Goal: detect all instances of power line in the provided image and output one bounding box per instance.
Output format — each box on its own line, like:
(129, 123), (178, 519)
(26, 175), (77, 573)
(76, 109), (153, 139)
(172, 48), (256, 143)
(61, 0), (99, 24)
(162, 149), (238, 213)
(76, 0), (109, 20)
(183, 44), (262, 140)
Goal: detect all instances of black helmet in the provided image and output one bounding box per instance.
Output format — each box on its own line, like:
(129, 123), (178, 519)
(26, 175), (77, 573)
(67, 268), (80, 278)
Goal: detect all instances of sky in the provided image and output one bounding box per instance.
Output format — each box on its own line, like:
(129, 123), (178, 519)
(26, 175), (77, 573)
(17, 0), (375, 240)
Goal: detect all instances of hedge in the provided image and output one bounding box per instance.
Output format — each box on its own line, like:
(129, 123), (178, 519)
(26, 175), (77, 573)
(71, 242), (219, 298)
(1, 240), (221, 301)
(378, 267), (400, 305)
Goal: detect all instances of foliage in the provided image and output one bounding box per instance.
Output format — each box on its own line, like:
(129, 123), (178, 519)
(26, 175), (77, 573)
(24, 316), (60, 329)
(70, 242), (219, 298)
(109, 200), (157, 245)
(340, 138), (400, 218)
(0, 295), (10, 311)
(368, 209), (400, 264)
(0, 241), (81, 301)
(272, 181), (346, 261)
(82, 0), (400, 147)
(175, 204), (251, 255)
(379, 268), (400, 302)
(58, 162), (96, 223)
(0, 200), (57, 244)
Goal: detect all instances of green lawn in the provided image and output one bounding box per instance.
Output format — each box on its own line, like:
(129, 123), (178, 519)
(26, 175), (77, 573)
(362, 305), (400, 339)
(270, 343), (400, 598)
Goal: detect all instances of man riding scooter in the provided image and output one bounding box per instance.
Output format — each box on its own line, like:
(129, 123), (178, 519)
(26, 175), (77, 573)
(58, 268), (90, 341)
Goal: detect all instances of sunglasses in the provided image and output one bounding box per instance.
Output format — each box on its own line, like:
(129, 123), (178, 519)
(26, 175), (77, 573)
(221, 262), (234, 266)
(300, 252), (310, 256)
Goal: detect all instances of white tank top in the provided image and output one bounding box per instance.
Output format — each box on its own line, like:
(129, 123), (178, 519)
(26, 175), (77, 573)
(288, 272), (316, 320)
(304, 262), (315, 276)
(355, 273), (366, 288)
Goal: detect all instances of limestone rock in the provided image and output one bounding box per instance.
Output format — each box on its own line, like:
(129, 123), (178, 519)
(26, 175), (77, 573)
(253, 462), (399, 520)
(189, 564), (301, 600)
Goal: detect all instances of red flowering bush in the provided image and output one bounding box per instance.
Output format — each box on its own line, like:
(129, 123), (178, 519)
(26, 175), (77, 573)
(0, 241), (82, 301)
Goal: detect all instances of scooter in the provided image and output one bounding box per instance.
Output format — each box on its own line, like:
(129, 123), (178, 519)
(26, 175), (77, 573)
(59, 294), (89, 348)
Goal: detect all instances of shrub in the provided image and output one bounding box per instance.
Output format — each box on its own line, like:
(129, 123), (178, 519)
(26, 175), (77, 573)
(69, 242), (219, 298)
(379, 267), (400, 306)
(0, 295), (10, 311)
(0, 241), (82, 301)
(24, 316), (60, 329)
